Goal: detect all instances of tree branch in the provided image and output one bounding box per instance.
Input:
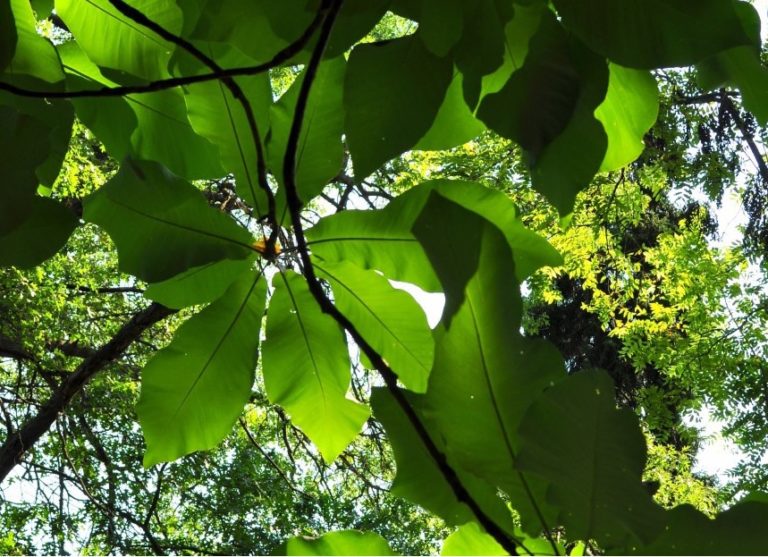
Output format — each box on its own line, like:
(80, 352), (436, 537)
(279, 1), (522, 554)
(0, 303), (174, 483)
(0, 9), (324, 100)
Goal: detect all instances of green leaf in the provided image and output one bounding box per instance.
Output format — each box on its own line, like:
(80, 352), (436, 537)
(268, 56), (346, 209)
(55, 0), (182, 81)
(0, 1), (16, 74)
(0, 196), (77, 269)
(6, 0), (63, 83)
(418, 0), (463, 57)
(345, 34), (453, 178)
(262, 271), (369, 462)
(58, 42), (138, 160)
(315, 260), (434, 393)
(628, 501), (768, 555)
(285, 530), (395, 556)
(442, 523), (507, 556)
(174, 43), (272, 210)
(30, 0), (53, 18)
(144, 256), (256, 309)
(60, 42), (224, 180)
(139, 272), (266, 466)
(697, 46), (768, 126)
(552, 0), (752, 69)
(83, 159), (254, 283)
(308, 180), (562, 292)
(412, 193), (563, 534)
(594, 64), (659, 172)
(517, 370), (664, 548)
(477, 14), (608, 213)
(370, 387), (516, 532)
(415, 69), (486, 151)
(442, 522), (562, 556)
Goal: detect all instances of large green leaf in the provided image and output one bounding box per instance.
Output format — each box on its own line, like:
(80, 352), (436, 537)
(144, 256), (256, 309)
(552, 0), (752, 69)
(138, 272), (266, 466)
(268, 56), (346, 210)
(697, 46), (768, 126)
(441, 522), (557, 556)
(344, 34), (453, 178)
(308, 180), (562, 292)
(627, 501), (768, 555)
(55, 0), (182, 81)
(285, 530), (394, 556)
(371, 387), (516, 533)
(0, 1), (17, 74)
(6, 0), (63, 83)
(315, 260), (434, 393)
(595, 64), (658, 171)
(517, 370), (664, 548)
(415, 69), (486, 151)
(174, 43), (272, 211)
(0, 196), (77, 269)
(59, 43), (222, 180)
(412, 193), (563, 534)
(262, 271), (369, 462)
(83, 159), (254, 283)
(58, 42), (137, 160)
(477, 14), (609, 213)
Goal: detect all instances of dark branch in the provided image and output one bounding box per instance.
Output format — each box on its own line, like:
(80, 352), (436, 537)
(105, 0), (279, 234)
(279, 1), (522, 554)
(0, 10), (324, 100)
(0, 303), (174, 483)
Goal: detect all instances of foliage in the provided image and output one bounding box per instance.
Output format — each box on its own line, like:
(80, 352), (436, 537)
(2, 0), (768, 555)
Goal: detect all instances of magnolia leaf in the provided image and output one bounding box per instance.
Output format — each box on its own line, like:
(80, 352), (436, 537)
(7, 0), (63, 83)
(627, 501), (768, 555)
(552, 0), (752, 69)
(345, 34), (453, 178)
(315, 260), (434, 392)
(139, 272), (266, 466)
(308, 180), (562, 293)
(285, 530), (394, 556)
(174, 43), (272, 210)
(83, 159), (254, 283)
(144, 256), (256, 309)
(412, 193), (563, 534)
(55, 0), (182, 81)
(517, 370), (664, 548)
(595, 64), (659, 171)
(262, 271), (369, 462)
(268, 56), (346, 210)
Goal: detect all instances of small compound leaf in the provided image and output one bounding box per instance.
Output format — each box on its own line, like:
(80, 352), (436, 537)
(285, 530), (395, 556)
(552, 0), (752, 69)
(345, 34), (453, 178)
(83, 159), (254, 283)
(517, 370), (665, 549)
(144, 256), (256, 309)
(308, 180), (561, 293)
(262, 271), (369, 463)
(139, 272), (266, 466)
(595, 64), (659, 171)
(316, 260), (434, 393)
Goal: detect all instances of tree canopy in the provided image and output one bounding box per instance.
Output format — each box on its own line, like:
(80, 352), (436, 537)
(1, 0), (768, 554)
